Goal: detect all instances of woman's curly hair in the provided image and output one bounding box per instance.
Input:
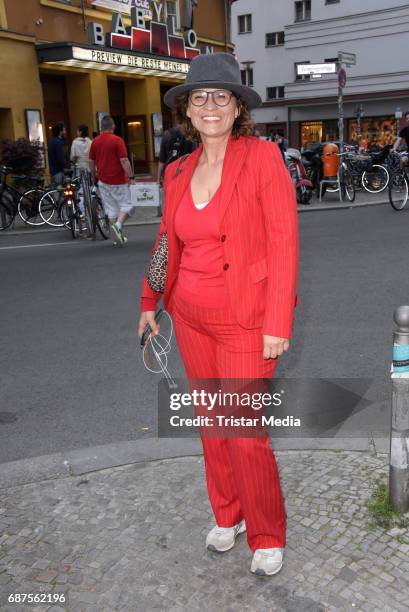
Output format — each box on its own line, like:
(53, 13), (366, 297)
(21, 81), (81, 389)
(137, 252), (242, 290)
(173, 92), (254, 143)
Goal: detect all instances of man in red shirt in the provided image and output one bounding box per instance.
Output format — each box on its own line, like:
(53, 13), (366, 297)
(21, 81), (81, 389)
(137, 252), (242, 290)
(89, 115), (135, 245)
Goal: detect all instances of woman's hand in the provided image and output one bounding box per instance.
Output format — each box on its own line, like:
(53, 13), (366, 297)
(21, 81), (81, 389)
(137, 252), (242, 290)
(138, 311), (160, 344)
(262, 335), (290, 359)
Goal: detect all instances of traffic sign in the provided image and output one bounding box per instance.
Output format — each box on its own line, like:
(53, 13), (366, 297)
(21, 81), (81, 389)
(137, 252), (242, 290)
(338, 68), (347, 89)
(338, 51), (356, 65)
(296, 62), (336, 76)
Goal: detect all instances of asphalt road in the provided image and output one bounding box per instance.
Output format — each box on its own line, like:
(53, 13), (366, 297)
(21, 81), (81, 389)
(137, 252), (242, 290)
(0, 203), (408, 463)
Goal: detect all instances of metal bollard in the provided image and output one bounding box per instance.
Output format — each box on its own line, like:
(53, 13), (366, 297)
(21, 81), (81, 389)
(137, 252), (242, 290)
(389, 305), (409, 513)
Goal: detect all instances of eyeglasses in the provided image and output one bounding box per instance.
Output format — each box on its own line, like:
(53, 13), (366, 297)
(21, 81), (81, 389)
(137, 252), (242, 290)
(189, 89), (234, 107)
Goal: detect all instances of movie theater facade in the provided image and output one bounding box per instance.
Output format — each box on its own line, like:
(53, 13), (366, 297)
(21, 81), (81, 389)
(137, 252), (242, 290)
(0, 0), (233, 175)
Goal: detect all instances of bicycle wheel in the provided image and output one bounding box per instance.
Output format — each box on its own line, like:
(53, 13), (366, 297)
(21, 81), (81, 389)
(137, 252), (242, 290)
(362, 165), (389, 193)
(388, 172), (409, 211)
(17, 188), (46, 226)
(39, 189), (65, 227)
(340, 169), (356, 202)
(60, 201), (82, 238)
(93, 194), (110, 239)
(0, 191), (16, 230)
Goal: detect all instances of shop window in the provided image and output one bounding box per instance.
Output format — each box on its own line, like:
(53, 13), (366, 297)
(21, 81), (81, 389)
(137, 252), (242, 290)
(301, 121), (323, 148)
(165, 1), (180, 31)
(295, 61), (310, 81)
(295, 0), (311, 22)
(238, 14), (252, 34)
(267, 86), (285, 100)
(241, 67), (253, 87)
(349, 116), (396, 149)
(266, 31), (285, 47)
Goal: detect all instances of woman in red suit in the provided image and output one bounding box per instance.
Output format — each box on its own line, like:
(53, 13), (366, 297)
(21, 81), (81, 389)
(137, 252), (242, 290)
(138, 53), (298, 576)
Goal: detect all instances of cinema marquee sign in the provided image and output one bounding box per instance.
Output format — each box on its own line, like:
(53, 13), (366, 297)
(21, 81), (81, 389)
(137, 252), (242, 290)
(72, 46), (189, 74)
(88, 2), (200, 61)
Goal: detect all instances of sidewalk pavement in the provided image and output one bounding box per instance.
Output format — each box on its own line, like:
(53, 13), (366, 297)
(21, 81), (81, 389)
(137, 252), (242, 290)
(1, 447), (409, 612)
(1, 189), (392, 236)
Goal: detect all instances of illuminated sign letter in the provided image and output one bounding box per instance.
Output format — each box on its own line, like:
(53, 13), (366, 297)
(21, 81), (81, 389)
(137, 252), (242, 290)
(131, 6), (145, 29)
(88, 22), (105, 47)
(111, 12), (127, 36)
(184, 29), (197, 49)
(151, 1), (163, 22)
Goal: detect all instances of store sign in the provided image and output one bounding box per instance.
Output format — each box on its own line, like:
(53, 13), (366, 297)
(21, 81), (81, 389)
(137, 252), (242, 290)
(296, 63), (336, 76)
(87, 0), (148, 15)
(88, 2), (200, 60)
(73, 46), (189, 74)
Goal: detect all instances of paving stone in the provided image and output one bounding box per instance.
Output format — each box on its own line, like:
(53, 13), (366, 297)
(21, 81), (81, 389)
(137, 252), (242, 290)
(0, 451), (407, 610)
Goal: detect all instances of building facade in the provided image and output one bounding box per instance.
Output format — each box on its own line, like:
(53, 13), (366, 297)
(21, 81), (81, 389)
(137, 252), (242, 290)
(232, 0), (409, 149)
(0, 0), (233, 176)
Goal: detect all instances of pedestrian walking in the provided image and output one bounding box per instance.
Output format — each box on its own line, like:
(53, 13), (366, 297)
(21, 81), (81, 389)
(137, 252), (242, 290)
(48, 122), (67, 186)
(70, 124), (92, 216)
(88, 115), (135, 246)
(157, 122), (196, 184)
(138, 53), (298, 576)
(70, 124), (92, 173)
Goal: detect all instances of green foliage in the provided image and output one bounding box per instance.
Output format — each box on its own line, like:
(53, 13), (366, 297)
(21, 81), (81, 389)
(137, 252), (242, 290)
(365, 477), (409, 531)
(0, 138), (42, 176)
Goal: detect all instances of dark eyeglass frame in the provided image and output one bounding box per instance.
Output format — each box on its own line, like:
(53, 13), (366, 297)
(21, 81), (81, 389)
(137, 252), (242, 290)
(189, 89), (235, 107)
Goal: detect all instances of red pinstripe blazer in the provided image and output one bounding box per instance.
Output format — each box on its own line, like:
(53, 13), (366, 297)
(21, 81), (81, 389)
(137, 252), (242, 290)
(140, 135), (299, 339)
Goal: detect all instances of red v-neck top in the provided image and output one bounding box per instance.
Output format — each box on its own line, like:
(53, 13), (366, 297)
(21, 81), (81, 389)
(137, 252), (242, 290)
(174, 185), (229, 307)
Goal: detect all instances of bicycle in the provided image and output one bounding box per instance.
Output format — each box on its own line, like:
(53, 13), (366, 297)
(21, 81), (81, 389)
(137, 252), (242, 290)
(0, 166), (53, 230)
(326, 145), (389, 195)
(321, 152), (356, 202)
(388, 152), (409, 211)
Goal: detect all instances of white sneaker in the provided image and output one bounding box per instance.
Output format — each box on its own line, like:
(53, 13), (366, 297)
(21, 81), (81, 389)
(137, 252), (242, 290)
(251, 548), (284, 576)
(206, 520), (246, 552)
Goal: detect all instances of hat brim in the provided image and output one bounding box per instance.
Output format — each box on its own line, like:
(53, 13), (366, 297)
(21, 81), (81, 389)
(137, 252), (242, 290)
(163, 81), (262, 110)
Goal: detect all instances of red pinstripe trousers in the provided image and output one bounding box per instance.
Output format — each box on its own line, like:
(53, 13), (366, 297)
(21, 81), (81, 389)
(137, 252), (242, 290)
(172, 291), (286, 551)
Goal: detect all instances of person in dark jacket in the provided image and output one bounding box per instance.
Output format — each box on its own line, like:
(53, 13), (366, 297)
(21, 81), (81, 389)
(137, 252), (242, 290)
(48, 122), (67, 185)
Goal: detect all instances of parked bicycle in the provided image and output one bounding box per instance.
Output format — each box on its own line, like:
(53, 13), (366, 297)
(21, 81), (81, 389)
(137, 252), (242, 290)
(0, 166), (54, 230)
(388, 151), (409, 211)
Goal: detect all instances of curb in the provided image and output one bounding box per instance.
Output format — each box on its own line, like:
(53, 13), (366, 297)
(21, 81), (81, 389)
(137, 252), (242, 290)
(0, 436), (389, 489)
(1, 200), (389, 237)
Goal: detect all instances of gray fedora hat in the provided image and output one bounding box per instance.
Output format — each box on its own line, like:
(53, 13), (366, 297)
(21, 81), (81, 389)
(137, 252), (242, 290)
(164, 52), (262, 109)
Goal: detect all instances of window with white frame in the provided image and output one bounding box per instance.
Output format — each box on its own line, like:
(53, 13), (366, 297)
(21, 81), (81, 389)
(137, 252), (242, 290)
(165, 1), (180, 30)
(266, 87), (285, 100)
(295, 0), (311, 21)
(238, 14), (252, 34)
(241, 67), (253, 87)
(265, 31), (285, 47)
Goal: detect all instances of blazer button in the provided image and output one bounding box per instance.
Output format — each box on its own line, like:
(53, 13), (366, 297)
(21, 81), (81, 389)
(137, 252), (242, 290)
(220, 234), (226, 242)
(223, 263), (229, 271)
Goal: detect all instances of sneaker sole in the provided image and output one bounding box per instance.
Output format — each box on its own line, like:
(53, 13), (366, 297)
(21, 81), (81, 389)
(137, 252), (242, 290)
(206, 522), (246, 553)
(251, 560), (283, 576)
(112, 225), (125, 245)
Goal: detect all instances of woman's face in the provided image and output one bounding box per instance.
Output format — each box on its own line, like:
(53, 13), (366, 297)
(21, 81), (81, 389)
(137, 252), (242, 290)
(186, 89), (240, 139)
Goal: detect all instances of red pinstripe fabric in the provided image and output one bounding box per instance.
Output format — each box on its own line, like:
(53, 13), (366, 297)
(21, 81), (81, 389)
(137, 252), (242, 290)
(140, 135), (298, 340)
(173, 292), (286, 551)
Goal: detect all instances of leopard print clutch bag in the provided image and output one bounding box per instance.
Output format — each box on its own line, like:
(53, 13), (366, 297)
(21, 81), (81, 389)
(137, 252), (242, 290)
(147, 232), (168, 293)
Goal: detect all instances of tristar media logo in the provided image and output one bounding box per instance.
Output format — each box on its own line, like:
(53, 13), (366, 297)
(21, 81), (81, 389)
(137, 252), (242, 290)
(88, 5), (200, 61)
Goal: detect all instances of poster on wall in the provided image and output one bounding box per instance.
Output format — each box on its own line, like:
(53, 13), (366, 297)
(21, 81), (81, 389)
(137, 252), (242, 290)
(152, 112), (163, 158)
(25, 109), (45, 169)
(87, 0), (151, 16)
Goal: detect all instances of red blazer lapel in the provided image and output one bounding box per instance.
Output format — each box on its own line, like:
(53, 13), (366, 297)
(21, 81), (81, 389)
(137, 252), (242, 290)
(218, 136), (248, 223)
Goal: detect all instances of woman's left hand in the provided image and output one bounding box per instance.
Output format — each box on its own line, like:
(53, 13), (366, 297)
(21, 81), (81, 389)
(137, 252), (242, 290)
(262, 335), (290, 359)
